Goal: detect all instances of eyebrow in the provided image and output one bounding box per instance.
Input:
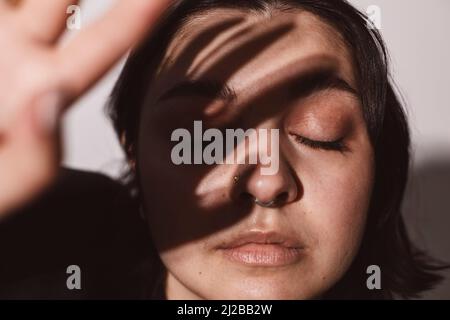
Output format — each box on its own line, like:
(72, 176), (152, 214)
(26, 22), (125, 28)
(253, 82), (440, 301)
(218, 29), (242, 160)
(157, 80), (237, 103)
(156, 68), (358, 103)
(288, 68), (359, 100)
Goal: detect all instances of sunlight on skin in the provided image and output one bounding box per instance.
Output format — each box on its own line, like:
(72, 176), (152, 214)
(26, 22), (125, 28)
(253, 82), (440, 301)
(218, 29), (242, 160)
(138, 8), (374, 300)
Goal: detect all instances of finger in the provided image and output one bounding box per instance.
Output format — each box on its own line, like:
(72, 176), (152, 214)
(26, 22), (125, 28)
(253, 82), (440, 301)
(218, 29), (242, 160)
(0, 93), (61, 217)
(57, 0), (171, 98)
(17, 0), (79, 43)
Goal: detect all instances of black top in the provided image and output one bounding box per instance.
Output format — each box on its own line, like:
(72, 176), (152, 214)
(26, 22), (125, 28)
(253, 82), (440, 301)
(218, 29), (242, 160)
(0, 168), (165, 299)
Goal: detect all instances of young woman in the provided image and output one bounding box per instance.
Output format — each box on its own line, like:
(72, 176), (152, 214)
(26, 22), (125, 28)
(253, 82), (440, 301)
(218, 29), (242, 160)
(0, 0), (445, 299)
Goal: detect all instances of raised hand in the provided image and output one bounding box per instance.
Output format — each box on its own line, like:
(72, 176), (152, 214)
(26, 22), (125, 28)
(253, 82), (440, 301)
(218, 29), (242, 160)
(0, 0), (170, 218)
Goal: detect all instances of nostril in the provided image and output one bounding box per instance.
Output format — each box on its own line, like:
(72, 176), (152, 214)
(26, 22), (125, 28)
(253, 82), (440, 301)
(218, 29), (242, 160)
(233, 192), (255, 210)
(239, 192), (254, 203)
(275, 192), (289, 205)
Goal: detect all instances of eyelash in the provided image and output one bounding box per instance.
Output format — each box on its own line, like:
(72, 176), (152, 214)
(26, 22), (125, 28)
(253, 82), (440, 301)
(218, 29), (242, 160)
(291, 134), (347, 152)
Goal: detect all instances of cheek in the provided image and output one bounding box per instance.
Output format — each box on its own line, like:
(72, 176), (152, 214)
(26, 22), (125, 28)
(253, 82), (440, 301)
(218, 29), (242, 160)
(298, 148), (374, 272)
(137, 119), (233, 253)
(137, 119), (192, 245)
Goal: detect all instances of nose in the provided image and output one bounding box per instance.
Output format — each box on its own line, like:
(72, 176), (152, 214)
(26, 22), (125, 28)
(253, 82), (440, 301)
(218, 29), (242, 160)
(235, 157), (299, 207)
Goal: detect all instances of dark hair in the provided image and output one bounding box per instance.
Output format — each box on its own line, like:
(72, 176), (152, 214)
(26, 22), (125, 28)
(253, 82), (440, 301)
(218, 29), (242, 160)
(108, 0), (445, 299)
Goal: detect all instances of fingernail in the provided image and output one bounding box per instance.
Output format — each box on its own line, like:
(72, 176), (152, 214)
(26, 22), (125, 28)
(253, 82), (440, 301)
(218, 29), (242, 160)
(34, 92), (63, 134)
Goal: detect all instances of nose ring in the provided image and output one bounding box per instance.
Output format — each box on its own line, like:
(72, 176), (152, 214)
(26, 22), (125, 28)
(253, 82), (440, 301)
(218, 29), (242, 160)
(254, 198), (277, 208)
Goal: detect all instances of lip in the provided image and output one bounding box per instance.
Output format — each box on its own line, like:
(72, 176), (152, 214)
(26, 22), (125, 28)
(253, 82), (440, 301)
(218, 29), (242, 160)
(217, 231), (305, 267)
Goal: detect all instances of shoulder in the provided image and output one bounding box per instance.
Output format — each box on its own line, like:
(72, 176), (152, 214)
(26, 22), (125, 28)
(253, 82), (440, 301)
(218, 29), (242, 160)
(0, 167), (151, 299)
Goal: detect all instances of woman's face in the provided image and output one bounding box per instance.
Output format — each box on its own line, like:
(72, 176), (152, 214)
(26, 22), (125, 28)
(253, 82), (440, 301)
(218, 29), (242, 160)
(137, 9), (375, 299)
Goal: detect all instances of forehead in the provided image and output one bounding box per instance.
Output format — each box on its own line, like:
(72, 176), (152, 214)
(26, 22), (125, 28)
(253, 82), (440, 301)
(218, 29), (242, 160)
(154, 8), (356, 99)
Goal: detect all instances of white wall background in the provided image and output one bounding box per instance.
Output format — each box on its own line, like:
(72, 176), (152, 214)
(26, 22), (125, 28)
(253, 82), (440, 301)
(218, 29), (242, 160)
(62, 0), (450, 299)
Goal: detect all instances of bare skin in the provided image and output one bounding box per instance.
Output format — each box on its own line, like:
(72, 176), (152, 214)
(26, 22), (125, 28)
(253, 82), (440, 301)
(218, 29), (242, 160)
(0, 2), (375, 300)
(0, 0), (170, 217)
(138, 9), (375, 299)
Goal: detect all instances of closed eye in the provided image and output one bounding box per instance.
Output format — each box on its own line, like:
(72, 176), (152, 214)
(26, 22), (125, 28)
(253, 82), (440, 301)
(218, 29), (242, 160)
(291, 133), (347, 152)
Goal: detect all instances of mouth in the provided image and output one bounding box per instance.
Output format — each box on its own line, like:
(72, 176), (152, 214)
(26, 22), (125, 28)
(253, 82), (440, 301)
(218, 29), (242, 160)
(216, 230), (305, 267)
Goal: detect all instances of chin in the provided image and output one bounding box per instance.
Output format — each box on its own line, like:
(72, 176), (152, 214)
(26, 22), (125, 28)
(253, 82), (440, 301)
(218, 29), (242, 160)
(211, 277), (318, 300)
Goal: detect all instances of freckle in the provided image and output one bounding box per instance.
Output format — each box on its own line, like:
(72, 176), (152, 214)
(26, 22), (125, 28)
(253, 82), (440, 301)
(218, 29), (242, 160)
(199, 271), (202, 275)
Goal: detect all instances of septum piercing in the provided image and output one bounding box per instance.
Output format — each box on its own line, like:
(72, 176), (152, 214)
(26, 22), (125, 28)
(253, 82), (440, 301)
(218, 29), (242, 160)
(254, 198), (277, 208)
(234, 175), (277, 207)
